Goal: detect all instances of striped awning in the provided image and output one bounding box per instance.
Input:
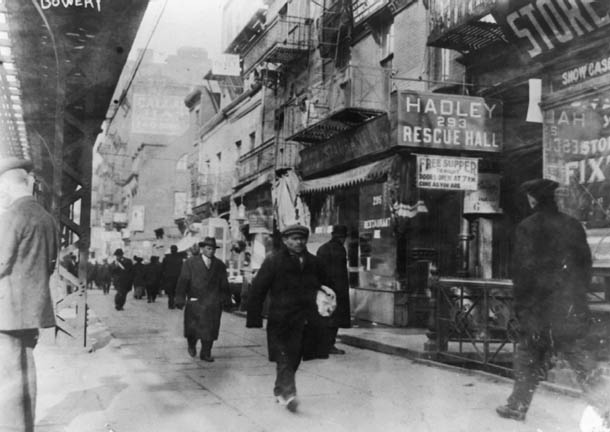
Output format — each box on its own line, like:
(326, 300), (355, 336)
(299, 156), (395, 194)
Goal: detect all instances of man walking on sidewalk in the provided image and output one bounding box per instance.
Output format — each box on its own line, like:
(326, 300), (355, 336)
(317, 224), (351, 355)
(0, 157), (58, 432)
(112, 249), (133, 311)
(175, 238), (230, 362)
(247, 224), (330, 412)
(162, 245), (182, 310)
(496, 178), (610, 431)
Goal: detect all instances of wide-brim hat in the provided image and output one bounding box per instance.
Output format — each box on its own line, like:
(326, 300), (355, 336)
(281, 224), (309, 238)
(199, 237), (220, 249)
(521, 178), (559, 200)
(0, 156), (33, 177)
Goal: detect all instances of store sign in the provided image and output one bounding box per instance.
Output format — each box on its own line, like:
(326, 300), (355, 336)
(359, 183), (390, 232)
(463, 173), (502, 214)
(552, 50), (610, 90)
(416, 155), (478, 190)
(132, 89), (189, 136)
(397, 91), (503, 152)
(493, 0), (610, 60)
(543, 89), (610, 227)
(129, 205), (145, 232)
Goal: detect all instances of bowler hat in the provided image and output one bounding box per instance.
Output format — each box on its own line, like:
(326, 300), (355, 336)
(332, 224), (348, 237)
(113, 248), (124, 257)
(282, 224), (309, 238)
(0, 156), (33, 177)
(521, 178), (559, 200)
(199, 237), (220, 249)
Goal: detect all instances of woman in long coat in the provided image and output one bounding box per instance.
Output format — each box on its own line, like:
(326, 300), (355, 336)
(246, 224), (329, 412)
(175, 238), (230, 361)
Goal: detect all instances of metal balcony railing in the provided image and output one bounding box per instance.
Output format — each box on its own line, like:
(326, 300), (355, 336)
(236, 139), (275, 183)
(281, 65), (391, 144)
(275, 140), (301, 171)
(241, 15), (312, 74)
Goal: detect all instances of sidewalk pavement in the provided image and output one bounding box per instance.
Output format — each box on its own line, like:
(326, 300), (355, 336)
(31, 290), (590, 432)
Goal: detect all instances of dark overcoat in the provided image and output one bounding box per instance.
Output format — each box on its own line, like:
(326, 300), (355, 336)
(175, 255), (230, 340)
(246, 246), (330, 362)
(112, 257), (133, 292)
(161, 252), (183, 287)
(317, 238), (351, 328)
(512, 202), (592, 338)
(0, 196), (58, 330)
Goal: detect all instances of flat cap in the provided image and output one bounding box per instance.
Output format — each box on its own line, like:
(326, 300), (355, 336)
(0, 156), (33, 177)
(281, 224), (309, 238)
(521, 178), (559, 200)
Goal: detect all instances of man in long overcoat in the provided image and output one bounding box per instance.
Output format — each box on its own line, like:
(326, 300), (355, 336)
(317, 224), (350, 354)
(0, 157), (58, 431)
(246, 224), (329, 412)
(175, 237), (230, 362)
(162, 245), (183, 309)
(112, 249), (133, 311)
(497, 179), (610, 428)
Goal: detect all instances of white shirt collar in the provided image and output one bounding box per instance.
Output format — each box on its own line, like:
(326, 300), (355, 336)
(202, 255), (211, 267)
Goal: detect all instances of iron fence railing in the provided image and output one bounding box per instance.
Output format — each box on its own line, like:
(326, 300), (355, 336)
(236, 140), (275, 183)
(431, 277), (516, 375)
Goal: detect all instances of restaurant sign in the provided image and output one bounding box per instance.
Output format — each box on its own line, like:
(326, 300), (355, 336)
(493, 0), (610, 60)
(397, 91), (503, 152)
(543, 89), (610, 228)
(416, 155), (478, 191)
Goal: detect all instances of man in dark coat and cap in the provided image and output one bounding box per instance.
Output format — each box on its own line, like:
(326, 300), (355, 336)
(246, 224), (329, 412)
(497, 178), (610, 429)
(112, 248), (134, 311)
(175, 237), (230, 362)
(317, 224), (351, 354)
(0, 156), (58, 431)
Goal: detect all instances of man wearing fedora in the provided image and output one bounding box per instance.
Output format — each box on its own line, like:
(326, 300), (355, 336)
(317, 224), (351, 355)
(175, 237), (230, 362)
(112, 248), (134, 311)
(496, 178), (609, 430)
(0, 157), (58, 431)
(246, 224), (330, 412)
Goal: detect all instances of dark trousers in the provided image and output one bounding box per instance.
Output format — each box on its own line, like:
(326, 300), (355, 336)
(0, 329), (38, 432)
(508, 333), (609, 412)
(114, 288), (128, 310)
(146, 284), (158, 303)
(166, 280), (177, 309)
(101, 282), (110, 295)
(329, 326), (338, 347)
(187, 337), (213, 356)
(274, 352), (301, 400)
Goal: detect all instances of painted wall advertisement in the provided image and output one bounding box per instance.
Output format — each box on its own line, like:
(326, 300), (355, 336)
(130, 205), (145, 232)
(397, 91), (503, 152)
(416, 155), (478, 191)
(543, 90), (610, 228)
(131, 89), (189, 135)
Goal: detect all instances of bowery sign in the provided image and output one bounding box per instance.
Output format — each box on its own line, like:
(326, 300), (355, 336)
(493, 0), (610, 59)
(396, 91), (503, 152)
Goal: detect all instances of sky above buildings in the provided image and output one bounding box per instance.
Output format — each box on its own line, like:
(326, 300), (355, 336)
(131, 0), (225, 62)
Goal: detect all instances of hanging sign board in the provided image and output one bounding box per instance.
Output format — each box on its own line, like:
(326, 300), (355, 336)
(416, 155), (478, 191)
(397, 91), (503, 152)
(463, 173), (502, 214)
(493, 0), (610, 60)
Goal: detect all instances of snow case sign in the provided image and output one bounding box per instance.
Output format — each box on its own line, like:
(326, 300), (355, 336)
(543, 90), (610, 229)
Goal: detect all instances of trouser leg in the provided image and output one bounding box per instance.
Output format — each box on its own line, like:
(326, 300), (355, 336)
(506, 336), (547, 412)
(115, 288), (127, 309)
(560, 337), (610, 413)
(187, 337), (197, 351)
(0, 330), (38, 432)
(329, 327), (339, 346)
(167, 285), (176, 309)
(200, 340), (213, 357)
(274, 352), (301, 399)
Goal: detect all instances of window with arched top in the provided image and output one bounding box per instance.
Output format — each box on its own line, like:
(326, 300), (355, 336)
(176, 154), (188, 171)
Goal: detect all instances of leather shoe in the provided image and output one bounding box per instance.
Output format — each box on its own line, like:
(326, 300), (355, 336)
(200, 352), (214, 362)
(187, 346), (196, 357)
(329, 346), (346, 355)
(496, 404), (526, 421)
